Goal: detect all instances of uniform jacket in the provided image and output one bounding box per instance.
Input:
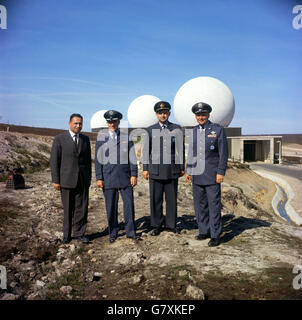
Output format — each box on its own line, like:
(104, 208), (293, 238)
(142, 121), (185, 180)
(50, 131), (92, 188)
(95, 130), (138, 189)
(187, 121), (228, 185)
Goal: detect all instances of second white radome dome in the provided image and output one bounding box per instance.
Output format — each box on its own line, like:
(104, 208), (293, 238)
(127, 95), (161, 128)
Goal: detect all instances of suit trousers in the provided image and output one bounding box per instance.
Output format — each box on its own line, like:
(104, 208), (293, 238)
(60, 173), (89, 240)
(103, 186), (136, 239)
(149, 178), (178, 229)
(192, 183), (222, 239)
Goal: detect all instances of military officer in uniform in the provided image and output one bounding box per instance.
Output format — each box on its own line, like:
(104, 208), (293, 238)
(95, 110), (140, 243)
(186, 102), (228, 247)
(143, 101), (185, 236)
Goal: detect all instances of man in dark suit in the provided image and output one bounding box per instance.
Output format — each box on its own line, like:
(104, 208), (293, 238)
(95, 110), (140, 243)
(143, 101), (185, 236)
(186, 102), (228, 247)
(50, 113), (92, 244)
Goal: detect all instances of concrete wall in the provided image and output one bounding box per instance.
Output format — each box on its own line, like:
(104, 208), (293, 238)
(229, 138), (241, 162)
(263, 140), (271, 163)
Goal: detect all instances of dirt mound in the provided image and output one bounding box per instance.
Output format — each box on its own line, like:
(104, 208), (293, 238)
(1, 131), (302, 300)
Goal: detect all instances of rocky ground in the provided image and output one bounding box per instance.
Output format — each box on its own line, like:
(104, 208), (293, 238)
(1, 131), (302, 300)
(0, 132), (52, 180)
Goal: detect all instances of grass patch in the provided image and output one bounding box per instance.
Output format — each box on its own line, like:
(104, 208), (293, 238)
(171, 265), (192, 272)
(46, 267), (86, 300)
(38, 143), (51, 154)
(196, 266), (302, 300)
(6, 148), (50, 175)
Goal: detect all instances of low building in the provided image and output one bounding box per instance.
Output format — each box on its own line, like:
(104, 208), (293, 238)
(227, 135), (282, 164)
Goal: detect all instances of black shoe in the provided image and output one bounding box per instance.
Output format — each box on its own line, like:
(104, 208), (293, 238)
(62, 238), (71, 244)
(208, 238), (220, 247)
(109, 237), (116, 243)
(74, 236), (90, 244)
(151, 228), (161, 236)
(166, 227), (181, 234)
(127, 235), (142, 241)
(195, 234), (210, 240)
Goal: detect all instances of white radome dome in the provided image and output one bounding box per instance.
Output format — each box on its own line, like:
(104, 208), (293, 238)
(173, 76), (235, 127)
(119, 120), (129, 128)
(127, 95), (161, 128)
(90, 109), (108, 129)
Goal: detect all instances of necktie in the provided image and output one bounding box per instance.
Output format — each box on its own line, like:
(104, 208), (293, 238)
(74, 135), (78, 151)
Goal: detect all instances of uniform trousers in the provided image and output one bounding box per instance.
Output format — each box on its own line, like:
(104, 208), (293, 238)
(60, 173), (89, 240)
(149, 178), (178, 229)
(192, 183), (222, 239)
(103, 186), (136, 239)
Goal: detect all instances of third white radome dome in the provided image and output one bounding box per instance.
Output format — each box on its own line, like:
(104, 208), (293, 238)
(173, 76), (235, 127)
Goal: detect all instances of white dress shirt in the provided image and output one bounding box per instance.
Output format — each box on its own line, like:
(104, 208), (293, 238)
(69, 130), (79, 144)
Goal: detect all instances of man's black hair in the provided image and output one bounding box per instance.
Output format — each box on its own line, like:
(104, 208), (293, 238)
(70, 113), (83, 121)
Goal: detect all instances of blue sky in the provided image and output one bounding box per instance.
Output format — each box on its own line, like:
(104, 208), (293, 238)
(0, 0), (301, 134)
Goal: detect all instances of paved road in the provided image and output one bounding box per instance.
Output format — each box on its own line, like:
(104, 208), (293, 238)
(249, 163), (302, 181)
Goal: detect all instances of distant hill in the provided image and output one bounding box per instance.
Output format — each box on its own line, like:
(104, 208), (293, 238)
(0, 123), (97, 140)
(276, 134), (302, 145)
